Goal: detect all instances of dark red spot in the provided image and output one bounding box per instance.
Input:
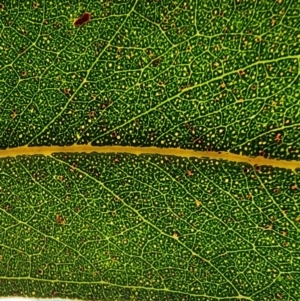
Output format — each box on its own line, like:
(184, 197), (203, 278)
(74, 12), (91, 27)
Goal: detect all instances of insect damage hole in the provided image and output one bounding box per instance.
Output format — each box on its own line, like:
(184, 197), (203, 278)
(73, 12), (91, 27)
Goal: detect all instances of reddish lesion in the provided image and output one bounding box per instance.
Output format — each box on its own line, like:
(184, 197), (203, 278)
(73, 12), (91, 27)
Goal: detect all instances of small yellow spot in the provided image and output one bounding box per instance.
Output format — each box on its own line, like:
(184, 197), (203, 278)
(195, 200), (201, 207)
(220, 82), (226, 88)
(295, 215), (300, 222)
(265, 224), (273, 230)
(172, 231), (179, 239)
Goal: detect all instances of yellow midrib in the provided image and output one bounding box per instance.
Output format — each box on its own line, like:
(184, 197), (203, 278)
(1, 143), (299, 172)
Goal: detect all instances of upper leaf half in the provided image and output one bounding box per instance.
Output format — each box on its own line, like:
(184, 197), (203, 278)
(0, 0), (299, 160)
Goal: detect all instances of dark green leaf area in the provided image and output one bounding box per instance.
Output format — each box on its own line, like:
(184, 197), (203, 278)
(0, 153), (299, 300)
(0, 0), (299, 161)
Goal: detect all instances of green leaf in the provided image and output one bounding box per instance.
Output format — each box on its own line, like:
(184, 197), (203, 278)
(0, 0), (299, 300)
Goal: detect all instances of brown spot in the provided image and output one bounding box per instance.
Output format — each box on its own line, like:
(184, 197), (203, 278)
(238, 69), (245, 76)
(38, 269), (43, 275)
(264, 224), (273, 230)
(73, 12), (91, 27)
(273, 188), (279, 194)
(255, 36), (262, 42)
(275, 133), (282, 144)
(11, 110), (17, 119)
(56, 214), (65, 225)
(57, 175), (64, 181)
(33, 2), (39, 8)
(251, 84), (257, 90)
(152, 57), (162, 67)
(0, 3), (3, 10)
(21, 71), (27, 77)
(89, 111), (95, 117)
(290, 183), (297, 190)
(243, 167), (249, 173)
(220, 82), (226, 89)
(63, 88), (70, 95)
(186, 170), (193, 176)
(254, 165), (261, 171)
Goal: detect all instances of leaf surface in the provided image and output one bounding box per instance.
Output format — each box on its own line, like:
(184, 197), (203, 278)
(0, 0), (299, 300)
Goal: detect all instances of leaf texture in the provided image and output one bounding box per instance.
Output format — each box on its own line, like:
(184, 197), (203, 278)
(0, 0), (299, 300)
